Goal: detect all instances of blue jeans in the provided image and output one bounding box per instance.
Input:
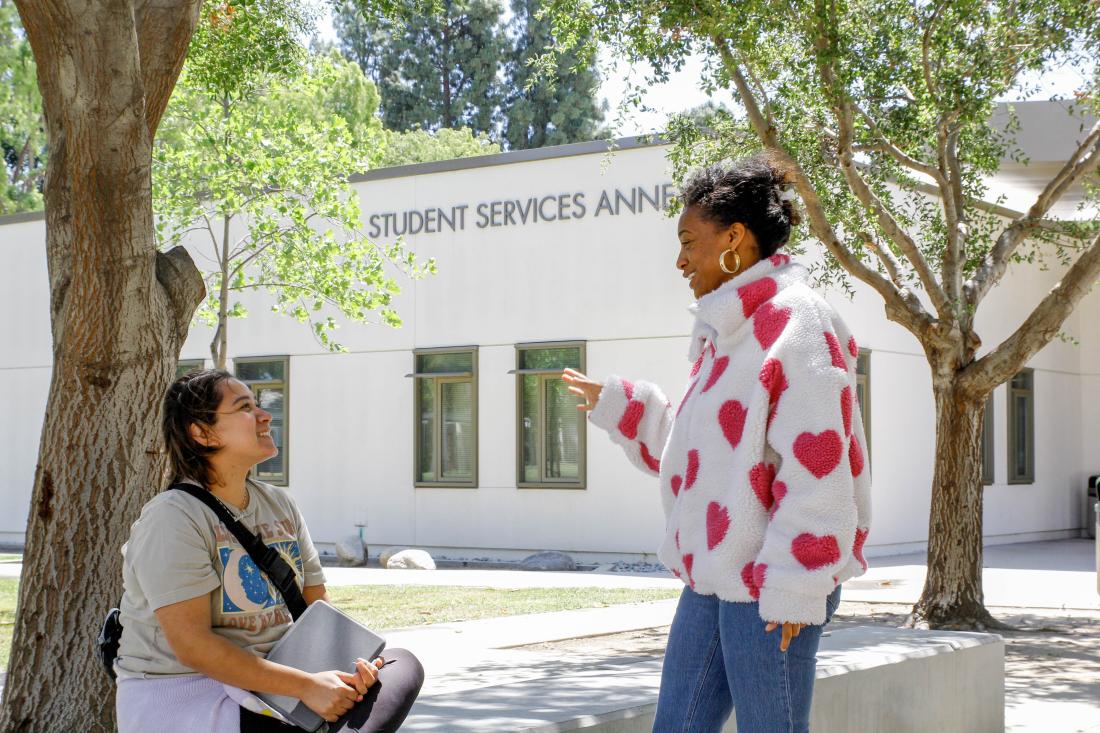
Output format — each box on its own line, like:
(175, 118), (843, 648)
(653, 585), (842, 733)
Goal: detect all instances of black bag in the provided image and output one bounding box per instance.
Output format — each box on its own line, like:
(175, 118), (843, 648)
(97, 482), (308, 680)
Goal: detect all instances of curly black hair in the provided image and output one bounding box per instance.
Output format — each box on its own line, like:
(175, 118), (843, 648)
(162, 368), (233, 488)
(680, 153), (802, 258)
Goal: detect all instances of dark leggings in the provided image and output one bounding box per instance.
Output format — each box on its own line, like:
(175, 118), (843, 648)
(240, 648), (425, 733)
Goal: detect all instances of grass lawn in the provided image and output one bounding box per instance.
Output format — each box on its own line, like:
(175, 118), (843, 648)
(0, 579), (677, 670)
(0, 555), (20, 563)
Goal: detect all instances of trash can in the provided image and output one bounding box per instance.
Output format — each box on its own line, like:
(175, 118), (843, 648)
(1089, 476), (1099, 540)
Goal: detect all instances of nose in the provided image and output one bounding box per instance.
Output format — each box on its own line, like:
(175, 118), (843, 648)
(257, 407), (272, 425)
(676, 247), (688, 271)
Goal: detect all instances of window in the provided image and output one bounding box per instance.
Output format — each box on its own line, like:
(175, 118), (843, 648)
(516, 343), (586, 488)
(235, 357), (289, 485)
(856, 350), (871, 452)
(981, 395), (994, 485)
(176, 359), (205, 378)
(1007, 369), (1034, 484)
(413, 348), (477, 487)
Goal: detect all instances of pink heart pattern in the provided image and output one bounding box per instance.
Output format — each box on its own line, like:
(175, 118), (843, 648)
(847, 335), (858, 359)
(618, 400), (645, 440)
(690, 350), (705, 378)
(640, 442), (661, 472)
(770, 481), (788, 518)
(793, 430), (843, 479)
(849, 436), (865, 477)
(791, 533), (840, 570)
(853, 527), (869, 571)
(738, 277), (778, 318)
(741, 561), (761, 600)
(719, 400), (747, 450)
(685, 449), (700, 490)
(706, 501), (731, 550)
(841, 386), (853, 437)
(621, 379), (635, 400)
(769, 253), (791, 267)
(749, 462), (777, 511)
(676, 379), (697, 418)
(682, 553), (695, 588)
(670, 475), (683, 496)
(753, 302), (791, 350)
(758, 358), (788, 427)
(824, 331), (847, 370)
(701, 356), (729, 393)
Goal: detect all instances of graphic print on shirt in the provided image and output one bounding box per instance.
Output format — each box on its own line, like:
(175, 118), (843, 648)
(215, 518), (303, 630)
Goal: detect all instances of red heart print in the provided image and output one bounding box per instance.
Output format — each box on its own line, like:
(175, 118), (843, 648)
(769, 253), (791, 267)
(682, 553), (695, 588)
(853, 527), (868, 571)
(676, 379), (697, 417)
(791, 533), (841, 570)
(758, 358), (788, 427)
(701, 356), (729, 393)
(675, 530), (681, 550)
(621, 379), (635, 400)
(671, 475), (683, 496)
(719, 400), (747, 450)
(752, 562), (767, 592)
(793, 430), (843, 478)
(741, 561), (760, 600)
(706, 501), (730, 550)
(685, 449), (700, 490)
(753, 302), (791, 350)
(618, 400), (645, 440)
(738, 277), (778, 318)
(841, 386), (853, 437)
(849, 436), (865, 477)
(690, 350), (705, 378)
(640, 442), (661, 472)
(825, 331), (847, 370)
(770, 481), (788, 518)
(749, 462), (777, 510)
(847, 335), (858, 359)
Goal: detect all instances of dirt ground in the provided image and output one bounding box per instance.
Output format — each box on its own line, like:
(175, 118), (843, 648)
(520, 601), (1100, 732)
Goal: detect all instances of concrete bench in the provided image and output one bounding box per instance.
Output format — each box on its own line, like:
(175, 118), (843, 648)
(402, 627), (1004, 732)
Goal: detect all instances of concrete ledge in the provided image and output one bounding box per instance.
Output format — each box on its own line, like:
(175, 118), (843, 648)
(403, 627), (1004, 732)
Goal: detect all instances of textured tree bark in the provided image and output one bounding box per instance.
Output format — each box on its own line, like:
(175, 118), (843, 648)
(909, 379), (1008, 631)
(1, 2), (203, 730)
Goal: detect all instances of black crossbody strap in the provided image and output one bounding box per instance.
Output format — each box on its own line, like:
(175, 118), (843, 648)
(170, 483), (308, 621)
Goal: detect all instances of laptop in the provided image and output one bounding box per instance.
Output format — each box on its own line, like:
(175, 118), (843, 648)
(255, 600), (387, 732)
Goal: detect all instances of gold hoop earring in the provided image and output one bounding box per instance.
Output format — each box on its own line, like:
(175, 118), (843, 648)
(719, 249), (741, 275)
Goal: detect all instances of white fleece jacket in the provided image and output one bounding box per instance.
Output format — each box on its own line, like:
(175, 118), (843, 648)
(589, 254), (871, 625)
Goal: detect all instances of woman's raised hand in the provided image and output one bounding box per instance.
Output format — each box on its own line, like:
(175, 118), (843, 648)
(562, 368), (603, 412)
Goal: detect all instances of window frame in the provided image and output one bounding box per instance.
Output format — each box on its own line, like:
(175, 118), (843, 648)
(1006, 368), (1035, 485)
(176, 359), (205, 378)
(856, 349), (871, 456)
(515, 340), (587, 490)
(234, 355), (290, 486)
(412, 346), (478, 489)
(981, 394), (995, 486)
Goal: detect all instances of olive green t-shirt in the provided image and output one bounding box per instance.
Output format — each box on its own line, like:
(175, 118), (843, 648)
(115, 479), (326, 679)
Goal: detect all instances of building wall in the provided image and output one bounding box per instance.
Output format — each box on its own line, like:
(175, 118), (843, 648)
(0, 142), (1096, 556)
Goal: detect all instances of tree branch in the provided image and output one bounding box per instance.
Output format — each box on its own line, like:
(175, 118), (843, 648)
(807, 5), (952, 318)
(851, 102), (944, 183)
(134, 0), (204, 137)
(711, 35), (936, 339)
(940, 126), (965, 306)
(967, 119), (1100, 307)
(961, 231), (1100, 395)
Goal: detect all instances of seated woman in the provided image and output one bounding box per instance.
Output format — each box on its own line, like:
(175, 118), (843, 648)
(115, 369), (423, 732)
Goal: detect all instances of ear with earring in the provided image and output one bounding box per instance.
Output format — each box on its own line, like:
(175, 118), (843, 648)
(719, 248), (741, 275)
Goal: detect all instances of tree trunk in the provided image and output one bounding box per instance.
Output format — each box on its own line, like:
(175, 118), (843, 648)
(1, 3), (204, 730)
(909, 377), (1006, 630)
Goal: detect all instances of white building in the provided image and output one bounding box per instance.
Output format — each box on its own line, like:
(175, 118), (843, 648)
(1, 101), (1097, 560)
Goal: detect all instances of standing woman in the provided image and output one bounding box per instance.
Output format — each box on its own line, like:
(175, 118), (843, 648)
(563, 155), (871, 733)
(114, 369), (424, 732)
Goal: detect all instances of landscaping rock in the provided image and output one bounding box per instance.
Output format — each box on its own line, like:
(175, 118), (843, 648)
(379, 546), (407, 567)
(386, 549), (436, 570)
(520, 551), (577, 571)
(335, 533), (366, 566)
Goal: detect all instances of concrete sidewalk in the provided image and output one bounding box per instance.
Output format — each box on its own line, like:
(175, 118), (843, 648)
(1, 538), (1094, 608)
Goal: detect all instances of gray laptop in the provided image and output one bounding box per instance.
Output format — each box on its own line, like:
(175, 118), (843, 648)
(256, 600), (387, 732)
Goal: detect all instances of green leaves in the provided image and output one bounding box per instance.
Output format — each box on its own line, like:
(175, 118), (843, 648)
(0, 1), (44, 214)
(155, 20), (433, 355)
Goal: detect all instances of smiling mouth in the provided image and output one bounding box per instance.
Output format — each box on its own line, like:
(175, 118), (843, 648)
(258, 431), (271, 438)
